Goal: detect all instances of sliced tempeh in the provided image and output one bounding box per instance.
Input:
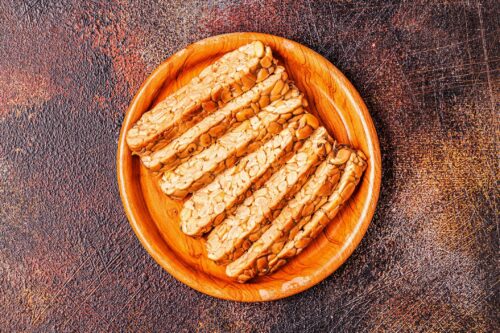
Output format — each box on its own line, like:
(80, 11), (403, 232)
(225, 148), (354, 282)
(180, 113), (320, 236)
(206, 127), (332, 264)
(141, 67), (295, 171)
(266, 148), (367, 274)
(126, 41), (277, 153)
(159, 97), (306, 199)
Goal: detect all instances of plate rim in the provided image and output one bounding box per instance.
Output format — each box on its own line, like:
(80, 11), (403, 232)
(117, 32), (381, 302)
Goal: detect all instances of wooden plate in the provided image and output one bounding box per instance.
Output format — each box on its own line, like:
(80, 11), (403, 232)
(117, 32), (381, 302)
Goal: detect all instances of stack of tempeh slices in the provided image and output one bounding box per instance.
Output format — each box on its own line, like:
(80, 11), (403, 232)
(126, 41), (367, 283)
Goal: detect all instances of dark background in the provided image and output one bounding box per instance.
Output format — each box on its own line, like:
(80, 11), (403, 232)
(1, 0), (498, 332)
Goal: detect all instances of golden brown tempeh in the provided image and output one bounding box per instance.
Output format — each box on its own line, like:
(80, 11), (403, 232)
(159, 97), (305, 199)
(126, 41), (276, 153)
(266, 149), (367, 274)
(180, 114), (320, 237)
(206, 127), (332, 264)
(141, 67), (295, 172)
(225, 148), (355, 282)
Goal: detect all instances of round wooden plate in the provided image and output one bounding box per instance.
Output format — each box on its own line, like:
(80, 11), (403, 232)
(117, 32), (381, 302)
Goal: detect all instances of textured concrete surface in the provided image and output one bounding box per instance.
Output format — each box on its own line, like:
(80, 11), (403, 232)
(1, 0), (498, 332)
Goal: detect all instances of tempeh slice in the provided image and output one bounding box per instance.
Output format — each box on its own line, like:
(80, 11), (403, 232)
(226, 148), (354, 282)
(180, 113), (320, 237)
(266, 149), (367, 274)
(206, 127), (332, 264)
(126, 41), (277, 153)
(159, 97), (306, 199)
(141, 67), (295, 172)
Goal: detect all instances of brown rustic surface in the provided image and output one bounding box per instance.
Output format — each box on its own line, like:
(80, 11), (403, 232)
(0, 0), (498, 332)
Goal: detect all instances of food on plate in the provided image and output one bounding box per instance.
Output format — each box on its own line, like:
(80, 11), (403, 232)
(125, 41), (367, 282)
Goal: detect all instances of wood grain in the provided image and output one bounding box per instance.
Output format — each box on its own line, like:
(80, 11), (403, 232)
(117, 32), (381, 301)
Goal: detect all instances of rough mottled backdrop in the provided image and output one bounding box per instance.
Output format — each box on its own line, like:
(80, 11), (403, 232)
(0, 0), (498, 332)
